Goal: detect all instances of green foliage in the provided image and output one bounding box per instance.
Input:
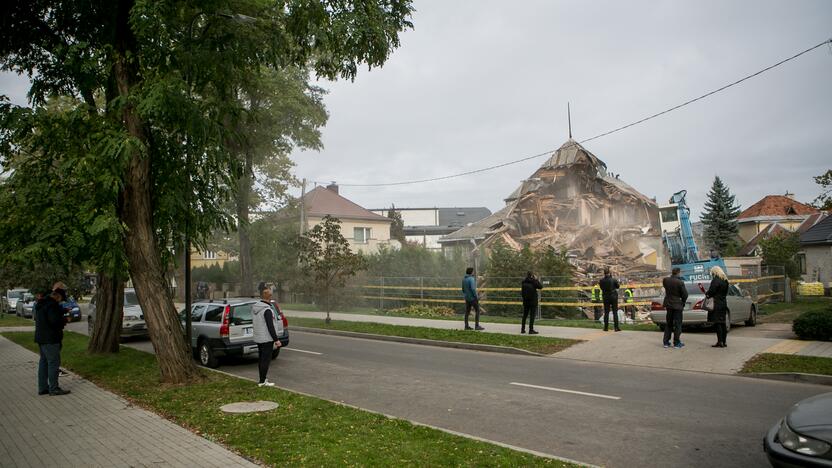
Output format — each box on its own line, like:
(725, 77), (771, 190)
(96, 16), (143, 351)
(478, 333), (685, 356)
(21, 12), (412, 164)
(296, 216), (368, 317)
(387, 206), (406, 243)
(364, 243), (465, 278)
(792, 308), (832, 341)
(700, 176), (741, 256)
(249, 209), (302, 286)
(191, 261), (240, 285)
(812, 169), (832, 210)
(385, 305), (456, 318)
(759, 232), (802, 280)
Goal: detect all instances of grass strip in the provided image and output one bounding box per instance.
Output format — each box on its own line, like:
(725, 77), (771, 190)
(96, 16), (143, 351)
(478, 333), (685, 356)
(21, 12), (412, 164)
(740, 353), (832, 376)
(758, 297), (832, 324)
(289, 317), (579, 355)
(2, 331), (574, 467)
(0, 314), (35, 327)
(282, 304), (659, 332)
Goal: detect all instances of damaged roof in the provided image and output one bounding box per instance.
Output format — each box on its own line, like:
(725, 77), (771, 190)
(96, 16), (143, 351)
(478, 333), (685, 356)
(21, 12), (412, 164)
(738, 195), (818, 220)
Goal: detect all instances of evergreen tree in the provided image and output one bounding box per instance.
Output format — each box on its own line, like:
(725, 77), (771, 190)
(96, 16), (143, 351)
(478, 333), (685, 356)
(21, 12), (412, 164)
(700, 176), (741, 256)
(387, 205), (406, 243)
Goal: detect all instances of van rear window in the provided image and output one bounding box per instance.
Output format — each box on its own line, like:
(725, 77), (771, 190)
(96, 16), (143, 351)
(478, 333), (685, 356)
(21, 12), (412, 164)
(230, 304), (253, 325)
(204, 305), (224, 322)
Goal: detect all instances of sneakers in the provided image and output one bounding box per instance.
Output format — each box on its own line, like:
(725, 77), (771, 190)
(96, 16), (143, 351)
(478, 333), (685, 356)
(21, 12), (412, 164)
(49, 388), (71, 396)
(58, 369), (69, 377)
(528, 330), (539, 335)
(674, 342), (685, 349)
(257, 380), (275, 387)
(464, 326), (473, 331)
(663, 343), (671, 349)
(475, 326), (485, 331)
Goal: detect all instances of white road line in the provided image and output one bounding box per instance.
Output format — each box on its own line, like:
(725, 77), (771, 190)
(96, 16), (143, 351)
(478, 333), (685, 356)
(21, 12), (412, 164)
(283, 348), (323, 356)
(510, 382), (621, 400)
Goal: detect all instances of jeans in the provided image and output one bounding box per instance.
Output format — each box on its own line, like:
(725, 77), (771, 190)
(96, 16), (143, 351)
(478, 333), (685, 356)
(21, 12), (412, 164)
(603, 299), (619, 330)
(663, 308), (683, 345)
(257, 342), (274, 383)
(464, 299), (481, 327)
(521, 302), (536, 331)
(38, 343), (62, 393)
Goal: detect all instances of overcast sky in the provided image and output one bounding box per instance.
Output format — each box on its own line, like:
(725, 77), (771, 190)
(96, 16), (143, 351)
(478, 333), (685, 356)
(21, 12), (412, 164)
(2, 0), (830, 219)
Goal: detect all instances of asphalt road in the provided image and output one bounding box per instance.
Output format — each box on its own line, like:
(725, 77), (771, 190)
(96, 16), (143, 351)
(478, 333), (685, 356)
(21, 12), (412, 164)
(66, 320), (827, 468)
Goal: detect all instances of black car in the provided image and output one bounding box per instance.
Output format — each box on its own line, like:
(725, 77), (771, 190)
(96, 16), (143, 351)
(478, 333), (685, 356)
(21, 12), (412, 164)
(765, 392), (832, 467)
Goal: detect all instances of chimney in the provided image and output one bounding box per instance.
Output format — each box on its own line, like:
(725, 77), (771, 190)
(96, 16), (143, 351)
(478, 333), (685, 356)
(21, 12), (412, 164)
(326, 182), (339, 194)
(784, 191), (795, 200)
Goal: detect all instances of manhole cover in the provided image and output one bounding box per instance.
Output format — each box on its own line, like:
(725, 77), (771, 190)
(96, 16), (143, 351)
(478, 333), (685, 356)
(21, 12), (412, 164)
(220, 401), (279, 414)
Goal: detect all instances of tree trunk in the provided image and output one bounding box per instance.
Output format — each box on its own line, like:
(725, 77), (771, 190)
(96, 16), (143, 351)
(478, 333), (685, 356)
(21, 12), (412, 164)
(87, 272), (123, 353)
(114, 0), (200, 384)
(237, 149), (254, 296)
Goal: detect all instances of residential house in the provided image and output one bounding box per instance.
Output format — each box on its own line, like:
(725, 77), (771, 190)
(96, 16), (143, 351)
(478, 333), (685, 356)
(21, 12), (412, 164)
(369, 207), (492, 250)
(799, 212), (832, 291)
(302, 184), (396, 254)
(191, 250), (236, 269)
(737, 193), (819, 243)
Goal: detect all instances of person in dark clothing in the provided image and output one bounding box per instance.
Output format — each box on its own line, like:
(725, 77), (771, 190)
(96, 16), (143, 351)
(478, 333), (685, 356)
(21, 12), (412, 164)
(520, 272), (543, 334)
(662, 268), (688, 348)
(251, 286), (283, 387)
(598, 268), (621, 332)
(706, 266), (731, 348)
(34, 286), (70, 396)
(461, 267), (484, 331)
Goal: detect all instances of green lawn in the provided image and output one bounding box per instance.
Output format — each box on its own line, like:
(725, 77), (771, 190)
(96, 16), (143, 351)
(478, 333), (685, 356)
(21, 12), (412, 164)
(2, 331), (572, 467)
(741, 353), (832, 376)
(290, 317), (580, 355)
(758, 297), (832, 324)
(0, 313), (34, 327)
(282, 304), (659, 332)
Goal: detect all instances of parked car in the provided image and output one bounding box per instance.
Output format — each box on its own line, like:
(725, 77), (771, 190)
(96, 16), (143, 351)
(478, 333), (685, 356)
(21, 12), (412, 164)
(2, 288), (29, 314)
(88, 288), (148, 338)
(61, 297), (82, 322)
(649, 281), (757, 330)
(15, 292), (36, 318)
(180, 298), (290, 368)
(764, 392), (832, 467)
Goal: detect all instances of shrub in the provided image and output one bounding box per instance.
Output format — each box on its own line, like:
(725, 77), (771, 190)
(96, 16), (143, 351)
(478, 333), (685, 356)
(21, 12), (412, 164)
(386, 305), (456, 318)
(793, 308), (832, 341)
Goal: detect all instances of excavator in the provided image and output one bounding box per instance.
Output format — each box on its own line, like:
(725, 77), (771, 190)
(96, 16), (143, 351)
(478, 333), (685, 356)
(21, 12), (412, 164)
(658, 190), (726, 281)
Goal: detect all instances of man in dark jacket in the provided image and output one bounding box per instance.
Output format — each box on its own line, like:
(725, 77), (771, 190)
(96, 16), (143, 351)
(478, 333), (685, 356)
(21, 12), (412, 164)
(520, 272), (543, 334)
(34, 286), (70, 396)
(662, 268), (688, 349)
(598, 268), (621, 332)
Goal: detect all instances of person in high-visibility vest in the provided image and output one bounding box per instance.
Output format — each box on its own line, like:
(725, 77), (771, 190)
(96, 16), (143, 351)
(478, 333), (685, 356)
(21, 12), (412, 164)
(591, 284), (602, 320)
(623, 287), (634, 320)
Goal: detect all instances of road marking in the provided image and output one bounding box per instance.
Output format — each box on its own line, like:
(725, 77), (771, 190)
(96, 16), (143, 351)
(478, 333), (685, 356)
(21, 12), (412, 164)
(283, 347), (323, 356)
(510, 382), (621, 400)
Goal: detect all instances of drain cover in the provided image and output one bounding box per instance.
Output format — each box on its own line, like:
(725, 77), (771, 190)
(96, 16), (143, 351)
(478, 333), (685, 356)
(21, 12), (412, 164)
(220, 401), (279, 414)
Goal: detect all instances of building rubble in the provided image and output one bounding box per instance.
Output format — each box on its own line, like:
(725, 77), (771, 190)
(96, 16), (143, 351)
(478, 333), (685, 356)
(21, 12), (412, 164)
(440, 139), (669, 279)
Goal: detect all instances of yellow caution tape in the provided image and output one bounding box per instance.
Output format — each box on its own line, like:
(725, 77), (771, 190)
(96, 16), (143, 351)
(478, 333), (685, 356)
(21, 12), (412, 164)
(360, 295), (654, 307)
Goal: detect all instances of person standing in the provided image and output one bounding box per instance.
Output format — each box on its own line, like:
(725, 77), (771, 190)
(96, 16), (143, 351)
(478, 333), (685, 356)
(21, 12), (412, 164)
(591, 283), (602, 320)
(251, 286), (283, 387)
(706, 266), (731, 348)
(34, 286), (70, 396)
(462, 267), (484, 331)
(623, 286), (635, 320)
(662, 267), (688, 349)
(521, 272), (543, 334)
(599, 268), (621, 332)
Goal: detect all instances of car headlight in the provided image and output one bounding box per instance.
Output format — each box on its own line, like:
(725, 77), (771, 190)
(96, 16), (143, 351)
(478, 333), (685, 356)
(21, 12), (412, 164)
(124, 315), (140, 322)
(778, 419), (831, 456)
(72, 307), (80, 313)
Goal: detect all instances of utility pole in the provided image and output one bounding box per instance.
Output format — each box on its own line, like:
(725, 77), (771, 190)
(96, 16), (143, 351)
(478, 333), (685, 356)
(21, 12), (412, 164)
(299, 177), (307, 235)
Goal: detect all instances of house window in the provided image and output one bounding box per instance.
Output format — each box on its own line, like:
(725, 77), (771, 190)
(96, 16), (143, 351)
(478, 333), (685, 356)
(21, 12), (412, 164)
(354, 227), (371, 244)
(797, 253), (806, 275)
(203, 251), (217, 260)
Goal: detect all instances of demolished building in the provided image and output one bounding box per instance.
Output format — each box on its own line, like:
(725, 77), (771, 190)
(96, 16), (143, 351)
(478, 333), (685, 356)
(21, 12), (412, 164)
(439, 139), (669, 277)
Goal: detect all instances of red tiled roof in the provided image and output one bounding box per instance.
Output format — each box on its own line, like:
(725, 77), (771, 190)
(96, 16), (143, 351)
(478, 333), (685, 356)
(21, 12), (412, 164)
(303, 186), (391, 222)
(737, 195), (818, 219)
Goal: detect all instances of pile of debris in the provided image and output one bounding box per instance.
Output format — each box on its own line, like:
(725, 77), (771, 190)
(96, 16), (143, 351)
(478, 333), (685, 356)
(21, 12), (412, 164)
(440, 139), (669, 278)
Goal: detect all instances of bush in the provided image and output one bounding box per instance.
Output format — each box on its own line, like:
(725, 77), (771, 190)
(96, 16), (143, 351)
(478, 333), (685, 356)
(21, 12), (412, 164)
(385, 305), (456, 318)
(793, 308), (832, 341)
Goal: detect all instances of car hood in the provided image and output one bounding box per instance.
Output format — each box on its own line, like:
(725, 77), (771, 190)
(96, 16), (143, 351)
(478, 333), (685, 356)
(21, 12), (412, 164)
(787, 392), (832, 444)
(8, 298), (19, 307)
(123, 305), (145, 319)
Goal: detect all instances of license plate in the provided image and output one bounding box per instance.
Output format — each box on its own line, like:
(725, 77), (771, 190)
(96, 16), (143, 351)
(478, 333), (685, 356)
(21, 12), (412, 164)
(244, 327), (253, 336)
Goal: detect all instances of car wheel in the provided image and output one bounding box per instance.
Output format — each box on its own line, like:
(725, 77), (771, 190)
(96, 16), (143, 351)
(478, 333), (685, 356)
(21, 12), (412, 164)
(198, 340), (219, 368)
(271, 348), (281, 360)
(725, 312), (731, 332)
(745, 306), (757, 327)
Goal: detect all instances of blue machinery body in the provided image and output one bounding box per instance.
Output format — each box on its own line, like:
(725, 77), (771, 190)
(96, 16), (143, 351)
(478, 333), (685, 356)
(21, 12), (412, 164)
(660, 190), (726, 281)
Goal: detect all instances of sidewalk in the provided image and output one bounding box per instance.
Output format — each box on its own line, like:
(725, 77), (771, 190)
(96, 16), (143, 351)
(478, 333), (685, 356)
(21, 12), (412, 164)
(0, 335), (258, 468)
(283, 309), (832, 374)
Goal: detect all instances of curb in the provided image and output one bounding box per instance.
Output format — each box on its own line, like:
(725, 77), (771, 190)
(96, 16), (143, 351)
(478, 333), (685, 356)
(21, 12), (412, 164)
(742, 372), (832, 386)
(291, 326), (545, 357)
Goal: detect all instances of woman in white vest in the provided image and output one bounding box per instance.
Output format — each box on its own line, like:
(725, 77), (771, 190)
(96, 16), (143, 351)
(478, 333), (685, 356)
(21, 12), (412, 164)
(252, 286), (283, 387)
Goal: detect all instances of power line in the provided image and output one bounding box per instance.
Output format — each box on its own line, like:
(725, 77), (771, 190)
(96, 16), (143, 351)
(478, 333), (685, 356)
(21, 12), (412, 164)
(314, 38), (832, 188)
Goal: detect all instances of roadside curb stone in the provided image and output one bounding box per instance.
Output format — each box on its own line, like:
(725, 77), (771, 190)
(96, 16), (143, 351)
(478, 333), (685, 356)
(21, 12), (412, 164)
(742, 372), (832, 386)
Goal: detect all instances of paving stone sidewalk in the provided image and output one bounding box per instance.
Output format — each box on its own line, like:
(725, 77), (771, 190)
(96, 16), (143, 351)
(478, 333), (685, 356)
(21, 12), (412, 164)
(283, 309), (832, 374)
(0, 335), (258, 468)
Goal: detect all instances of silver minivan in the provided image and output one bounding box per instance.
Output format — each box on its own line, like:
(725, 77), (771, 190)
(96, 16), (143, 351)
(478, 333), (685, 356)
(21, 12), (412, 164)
(181, 298), (290, 368)
(88, 288), (149, 338)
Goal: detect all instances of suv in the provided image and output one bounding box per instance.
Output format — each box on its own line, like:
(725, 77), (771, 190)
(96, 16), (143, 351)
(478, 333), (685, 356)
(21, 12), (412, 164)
(88, 288), (149, 338)
(181, 298), (290, 368)
(2, 288), (29, 314)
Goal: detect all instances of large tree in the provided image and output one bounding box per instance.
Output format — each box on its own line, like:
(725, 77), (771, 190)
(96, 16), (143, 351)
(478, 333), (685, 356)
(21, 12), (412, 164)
(1, 0), (413, 383)
(700, 176), (741, 257)
(812, 169), (832, 210)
